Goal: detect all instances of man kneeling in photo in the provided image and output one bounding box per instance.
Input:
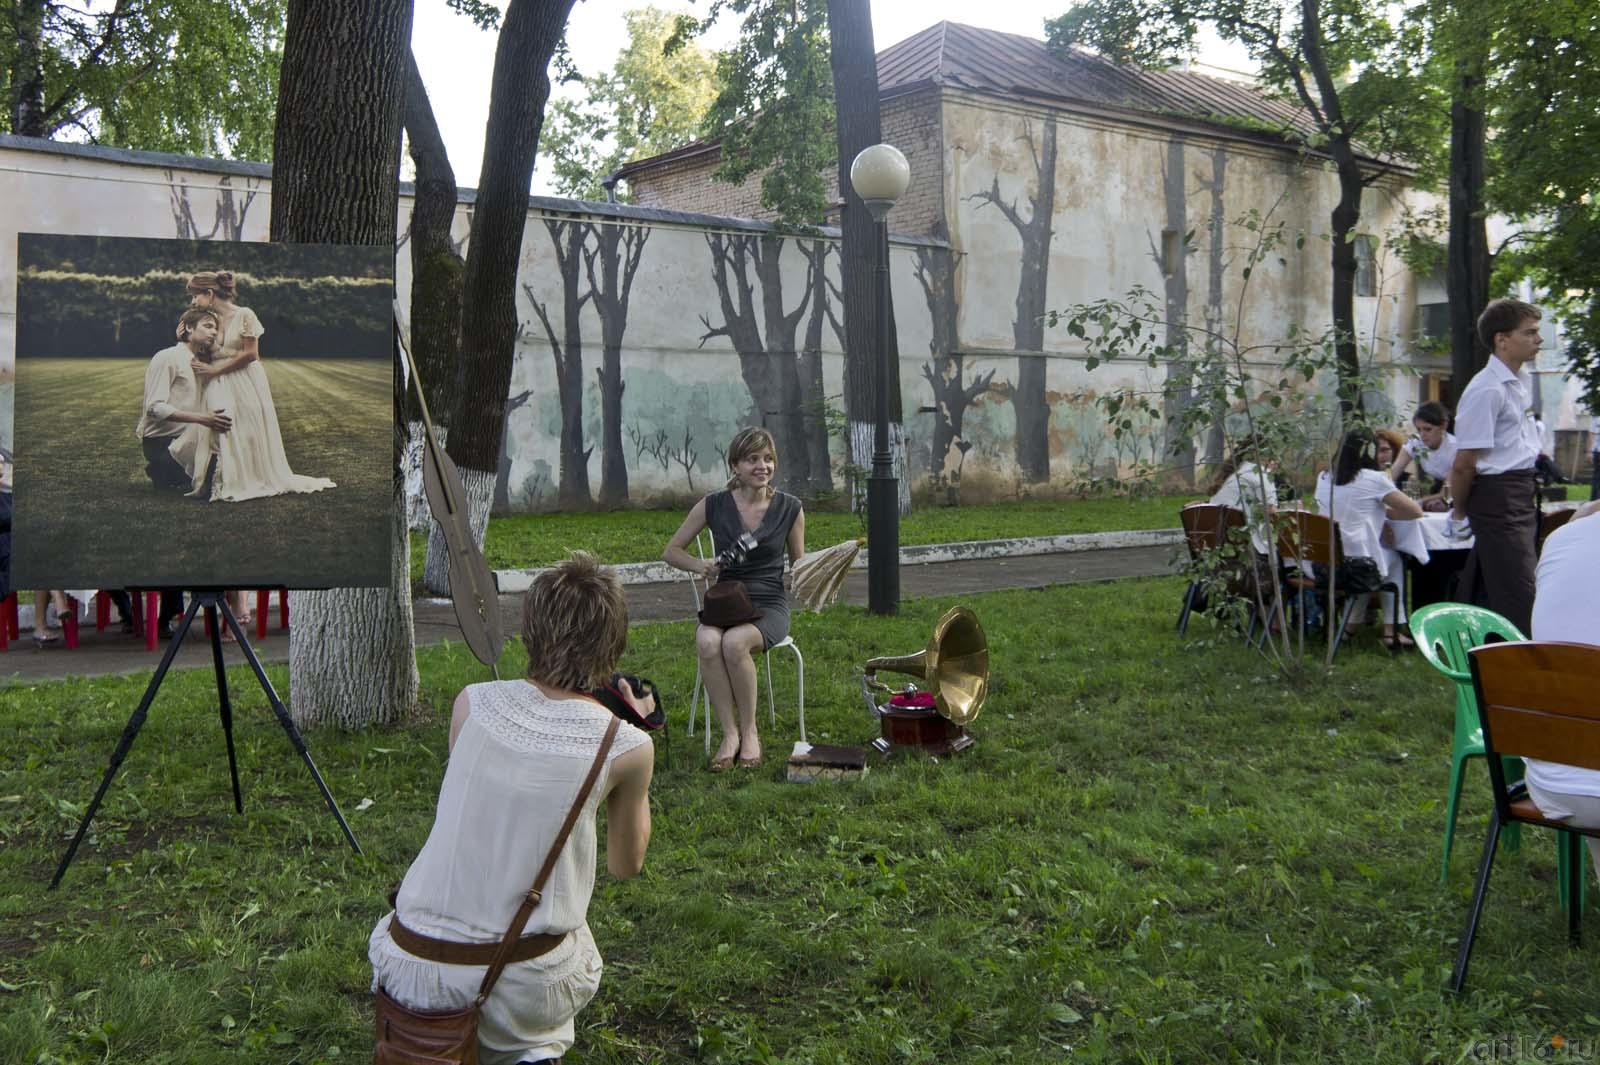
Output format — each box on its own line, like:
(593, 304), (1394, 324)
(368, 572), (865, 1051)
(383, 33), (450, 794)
(137, 306), (232, 495)
(369, 552), (655, 1064)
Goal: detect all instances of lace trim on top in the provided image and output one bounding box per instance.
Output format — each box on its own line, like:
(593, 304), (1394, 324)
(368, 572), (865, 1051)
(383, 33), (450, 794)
(470, 680), (648, 758)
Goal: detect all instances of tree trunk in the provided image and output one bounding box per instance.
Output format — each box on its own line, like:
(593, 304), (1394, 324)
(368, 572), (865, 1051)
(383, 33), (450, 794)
(9, 0), (47, 136)
(1202, 146), (1228, 469)
(422, 466), (496, 595)
(827, 0), (904, 501)
(403, 50), (464, 430)
(1297, 0), (1364, 414)
(423, 0), (575, 586)
(1328, 154), (1363, 414)
(448, 0), (577, 476)
(1448, 54), (1491, 400)
(270, 0), (417, 728)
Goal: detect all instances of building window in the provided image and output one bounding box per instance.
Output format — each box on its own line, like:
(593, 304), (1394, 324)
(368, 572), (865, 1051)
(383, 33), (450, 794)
(1161, 229), (1181, 277)
(1354, 234), (1376, 297)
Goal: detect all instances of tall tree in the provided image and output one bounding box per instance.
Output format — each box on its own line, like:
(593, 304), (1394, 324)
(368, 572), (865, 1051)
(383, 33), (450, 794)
(423, 0), (580, 591)
(1477, 0), (1600, 409)
(270, 0), (416, 728)
(1050, 0), (1430, 413)
(3, 0), (285, 159)
(543, 6), (722, 200)
(826, 0), (905, 509)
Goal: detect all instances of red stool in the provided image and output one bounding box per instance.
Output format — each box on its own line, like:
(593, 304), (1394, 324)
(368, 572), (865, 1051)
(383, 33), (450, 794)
(0, 594), (14, 650)
(61, 595), (80, 649)
(95, 593), (111, 632)
(143, 590), (161, 652)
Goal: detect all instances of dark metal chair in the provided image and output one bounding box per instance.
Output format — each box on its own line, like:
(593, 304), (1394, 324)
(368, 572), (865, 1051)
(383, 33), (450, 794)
(1450, 641), (1600, 992)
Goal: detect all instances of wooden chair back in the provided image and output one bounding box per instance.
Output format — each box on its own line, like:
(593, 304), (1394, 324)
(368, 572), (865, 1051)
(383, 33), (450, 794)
(1537, 507), (1576, 556)
(1179, 503), (1245, 562)
(1273, 510), (1342, 569)
(1470, 641), (1600, 826)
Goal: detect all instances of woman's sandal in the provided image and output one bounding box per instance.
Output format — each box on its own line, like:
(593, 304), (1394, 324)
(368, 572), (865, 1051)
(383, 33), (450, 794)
(736, 747), (764, 769)
(709, 753), (736, 772)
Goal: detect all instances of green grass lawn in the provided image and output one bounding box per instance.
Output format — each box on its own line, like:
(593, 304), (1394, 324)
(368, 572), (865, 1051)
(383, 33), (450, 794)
(3, 576), (1594, 1063)
(14, 358), (392, 589)
(412, 494), (1207, 581)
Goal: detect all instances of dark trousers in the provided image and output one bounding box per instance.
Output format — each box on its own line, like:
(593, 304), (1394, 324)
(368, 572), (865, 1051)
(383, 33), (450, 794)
(1591, 450), (1599, 501)
(142, 434), (190, 491)
(1461, 469), (1537, 635)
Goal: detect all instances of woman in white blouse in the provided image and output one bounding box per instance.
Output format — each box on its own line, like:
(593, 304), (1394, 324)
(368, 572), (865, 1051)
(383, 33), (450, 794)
(1388, 401), (1457, 512)
(369, 553), (655, 1064)
(1207, 435), (1279, 603)
(1317, 429), (1425, 646)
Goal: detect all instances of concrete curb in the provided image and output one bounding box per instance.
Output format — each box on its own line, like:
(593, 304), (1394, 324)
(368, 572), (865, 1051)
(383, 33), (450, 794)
(488, 527), (1185, 593)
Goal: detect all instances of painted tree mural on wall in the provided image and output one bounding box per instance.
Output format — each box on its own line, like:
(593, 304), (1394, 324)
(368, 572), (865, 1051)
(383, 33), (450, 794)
(968, 118), (1057, 484)
(584, 221), (649, 505)
(1155, 135), (1195, 486)
(797, 239), (838, 495)
(526, 216), (593, 507)
(698, 232), (831, 496)
(166, 171), (259, 241)
(1198, 145), (1229, 469)
(914, 243), (992, 496)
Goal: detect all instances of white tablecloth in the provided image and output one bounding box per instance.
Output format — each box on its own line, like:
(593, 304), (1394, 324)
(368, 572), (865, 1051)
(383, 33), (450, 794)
(1387, 513), (1473, 567)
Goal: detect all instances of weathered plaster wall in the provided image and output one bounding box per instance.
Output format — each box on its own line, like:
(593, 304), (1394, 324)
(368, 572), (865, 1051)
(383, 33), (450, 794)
(625, 88), (946, 237)
(940, 92), (1437, 486)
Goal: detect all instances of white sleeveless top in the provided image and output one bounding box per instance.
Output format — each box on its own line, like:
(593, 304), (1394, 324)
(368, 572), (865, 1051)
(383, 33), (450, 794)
(368, 681), (649, 1063)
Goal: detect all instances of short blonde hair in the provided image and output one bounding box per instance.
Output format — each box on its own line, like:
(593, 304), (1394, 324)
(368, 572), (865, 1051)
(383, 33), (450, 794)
(725, 426), (778, 495)
(521, 552), (628, 690)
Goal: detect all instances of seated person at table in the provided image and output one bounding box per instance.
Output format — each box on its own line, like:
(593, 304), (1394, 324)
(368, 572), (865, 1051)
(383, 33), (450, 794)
(1314, 429), (1425, 645)
(1374, 428), (1407, 489)
(1207, 434), (1278, 601)
(1522, 501), (1600, 881)
(1388, 401), (1457, 512)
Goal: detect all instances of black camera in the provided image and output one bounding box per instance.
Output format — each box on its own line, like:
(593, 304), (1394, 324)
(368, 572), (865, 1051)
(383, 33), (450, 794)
(715, 532), (758, 569)
(590, 673), (664, 732)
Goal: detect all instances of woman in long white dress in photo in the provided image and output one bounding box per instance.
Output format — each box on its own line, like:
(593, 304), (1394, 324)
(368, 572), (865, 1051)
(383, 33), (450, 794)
(173, 270), (336, 504)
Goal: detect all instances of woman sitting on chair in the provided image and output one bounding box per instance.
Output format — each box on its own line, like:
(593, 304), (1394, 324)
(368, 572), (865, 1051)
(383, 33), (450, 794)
(1315, 428), (1425, 646)
(663, 427), (805, 771)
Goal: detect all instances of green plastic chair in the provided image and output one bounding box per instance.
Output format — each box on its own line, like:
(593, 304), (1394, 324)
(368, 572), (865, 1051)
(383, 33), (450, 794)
(1411, 603), (1585, 911)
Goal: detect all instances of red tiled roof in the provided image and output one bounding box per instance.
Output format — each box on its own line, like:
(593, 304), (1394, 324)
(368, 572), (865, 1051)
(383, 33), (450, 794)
(620, 20), (1386, 180)
(878, 21), (1314, 143)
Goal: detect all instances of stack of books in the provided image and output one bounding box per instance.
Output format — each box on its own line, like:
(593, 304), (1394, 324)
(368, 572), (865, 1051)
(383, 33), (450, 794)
(785, 741), (869, 782)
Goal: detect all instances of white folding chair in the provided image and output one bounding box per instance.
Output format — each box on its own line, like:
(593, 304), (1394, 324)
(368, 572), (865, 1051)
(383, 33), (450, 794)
(687, 529), (806, 755)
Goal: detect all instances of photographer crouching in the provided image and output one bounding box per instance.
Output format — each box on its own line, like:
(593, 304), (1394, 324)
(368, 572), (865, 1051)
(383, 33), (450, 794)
(369, 552), (654, 1065)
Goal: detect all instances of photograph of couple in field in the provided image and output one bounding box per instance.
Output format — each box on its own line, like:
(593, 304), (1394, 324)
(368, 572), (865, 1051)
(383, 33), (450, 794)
(12, 235), (394, 589)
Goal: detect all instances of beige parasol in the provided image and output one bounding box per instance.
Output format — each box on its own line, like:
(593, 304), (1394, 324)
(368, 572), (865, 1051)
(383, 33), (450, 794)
(790, 538), (865, 611)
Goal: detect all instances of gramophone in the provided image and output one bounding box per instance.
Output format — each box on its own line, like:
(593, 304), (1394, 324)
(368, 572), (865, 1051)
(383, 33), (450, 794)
(861, 606), (988, 756)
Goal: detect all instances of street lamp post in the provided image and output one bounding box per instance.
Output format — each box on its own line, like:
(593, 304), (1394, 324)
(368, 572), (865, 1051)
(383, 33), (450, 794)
(849, 143), (911, 615)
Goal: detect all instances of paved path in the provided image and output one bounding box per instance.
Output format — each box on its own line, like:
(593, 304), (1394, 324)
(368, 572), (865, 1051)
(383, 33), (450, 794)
(0, 545), (1176, 684)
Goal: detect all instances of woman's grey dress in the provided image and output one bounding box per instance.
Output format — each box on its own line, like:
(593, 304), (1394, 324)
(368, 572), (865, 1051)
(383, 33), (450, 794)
(704, 489), (801, 649)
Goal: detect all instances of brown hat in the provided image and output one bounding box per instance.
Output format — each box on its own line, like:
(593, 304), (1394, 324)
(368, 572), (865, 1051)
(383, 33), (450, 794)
(698, 580), (762, 629)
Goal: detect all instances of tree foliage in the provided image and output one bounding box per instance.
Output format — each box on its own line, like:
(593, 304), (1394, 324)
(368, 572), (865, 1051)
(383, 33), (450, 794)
(2, 0), (286, 160)
(669, 0), (835, 226)
(1476, 0), (1600, 408)
(543, 6), (722, 201)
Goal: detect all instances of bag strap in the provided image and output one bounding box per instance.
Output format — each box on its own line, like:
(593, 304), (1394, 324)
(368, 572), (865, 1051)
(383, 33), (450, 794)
(473, 714), (620, 1005)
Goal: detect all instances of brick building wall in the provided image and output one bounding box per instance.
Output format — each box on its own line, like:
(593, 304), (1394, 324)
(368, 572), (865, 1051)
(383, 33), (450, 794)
(624, 87), (946, 236)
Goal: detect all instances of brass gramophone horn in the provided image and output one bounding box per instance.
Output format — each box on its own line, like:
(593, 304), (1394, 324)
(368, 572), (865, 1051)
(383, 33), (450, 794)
(863, 606), (989, 725)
